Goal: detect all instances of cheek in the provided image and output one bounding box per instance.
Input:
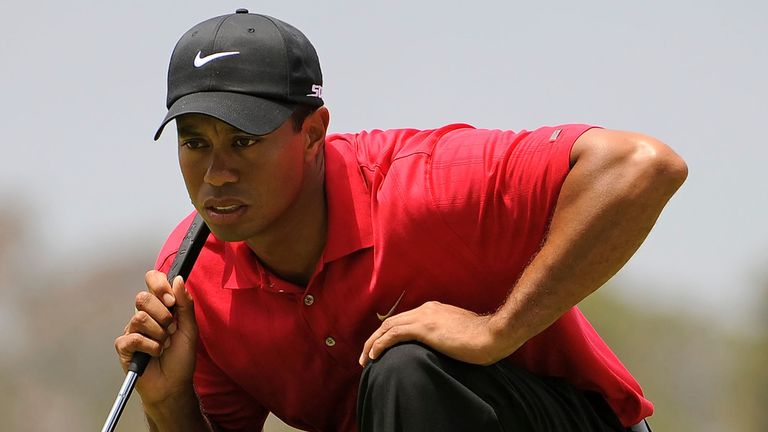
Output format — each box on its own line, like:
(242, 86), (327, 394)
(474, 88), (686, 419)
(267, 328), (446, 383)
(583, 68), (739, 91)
(262, 139), (307, 187)
(278, 145), (309, 189)
(178, 157), (205, 199)
(251, 159), (299, 204)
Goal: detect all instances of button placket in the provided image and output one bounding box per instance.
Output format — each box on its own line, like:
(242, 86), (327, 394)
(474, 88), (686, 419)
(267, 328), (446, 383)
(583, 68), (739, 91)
(301, 274), (339, 353)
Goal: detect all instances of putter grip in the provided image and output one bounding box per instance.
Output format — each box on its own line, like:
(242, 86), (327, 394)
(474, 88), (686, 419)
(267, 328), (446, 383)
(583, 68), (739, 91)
(127, 214), (210, 376)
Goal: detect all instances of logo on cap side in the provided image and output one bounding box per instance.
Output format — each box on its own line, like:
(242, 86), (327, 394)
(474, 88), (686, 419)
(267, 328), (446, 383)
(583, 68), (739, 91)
(193, 50), (241, 68)
(307, 84), (323, 98)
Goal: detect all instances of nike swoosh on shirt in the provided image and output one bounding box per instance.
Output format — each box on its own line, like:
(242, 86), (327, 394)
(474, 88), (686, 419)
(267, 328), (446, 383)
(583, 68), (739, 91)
(377, 290), (407, 321)
(193, 50), (240, 68)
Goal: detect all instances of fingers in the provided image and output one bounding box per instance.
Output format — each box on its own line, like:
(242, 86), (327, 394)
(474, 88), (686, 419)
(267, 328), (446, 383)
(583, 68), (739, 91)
(115, 271), (178, 370)
(169, 276), (198, 337)
(145, 270), (176, 309)
(127, 310), (168, 342)
(359, 310), (422, 366)
(361, 322), (420, 366)
(115, 332), (165, 366)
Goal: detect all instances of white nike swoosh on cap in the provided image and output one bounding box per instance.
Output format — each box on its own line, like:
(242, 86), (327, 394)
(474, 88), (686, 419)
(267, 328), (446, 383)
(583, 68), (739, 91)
(193, 50), (240, 68)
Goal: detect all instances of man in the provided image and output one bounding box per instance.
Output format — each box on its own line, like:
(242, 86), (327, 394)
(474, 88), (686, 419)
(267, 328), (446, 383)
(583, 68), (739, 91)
(115, 9), (687, 432)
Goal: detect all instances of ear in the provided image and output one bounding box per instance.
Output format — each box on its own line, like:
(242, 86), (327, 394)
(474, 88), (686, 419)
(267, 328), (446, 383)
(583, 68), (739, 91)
(303, 107), (330, 162)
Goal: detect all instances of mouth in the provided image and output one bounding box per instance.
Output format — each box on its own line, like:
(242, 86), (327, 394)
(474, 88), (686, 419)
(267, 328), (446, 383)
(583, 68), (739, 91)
(209, 204), (243, 213)
(202, 198), (249, 223)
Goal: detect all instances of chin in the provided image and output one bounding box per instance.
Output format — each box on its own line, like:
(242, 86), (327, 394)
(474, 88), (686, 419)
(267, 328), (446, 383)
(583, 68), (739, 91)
(206, 225), (251, 243)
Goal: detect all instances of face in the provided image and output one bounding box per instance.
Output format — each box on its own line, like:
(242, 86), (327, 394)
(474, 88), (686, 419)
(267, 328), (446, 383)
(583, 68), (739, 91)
(175, 113), (323, 244)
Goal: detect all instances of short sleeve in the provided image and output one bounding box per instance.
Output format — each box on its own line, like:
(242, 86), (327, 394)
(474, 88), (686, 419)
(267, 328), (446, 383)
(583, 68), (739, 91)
(426, 124), (598, 264)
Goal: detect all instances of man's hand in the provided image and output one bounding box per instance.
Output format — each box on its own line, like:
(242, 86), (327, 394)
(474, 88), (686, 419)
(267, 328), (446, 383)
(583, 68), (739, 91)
(359, 301), (512, 367)
(114, 270), (199, 412)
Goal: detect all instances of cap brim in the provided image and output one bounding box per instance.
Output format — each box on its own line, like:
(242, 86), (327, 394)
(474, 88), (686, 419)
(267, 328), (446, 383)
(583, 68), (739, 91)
(154, 92), (295, 140)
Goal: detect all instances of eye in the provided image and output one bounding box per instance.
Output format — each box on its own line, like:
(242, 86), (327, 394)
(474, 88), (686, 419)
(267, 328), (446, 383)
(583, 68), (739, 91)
(180, 139), (208, 150)
(233, 137), (259, 148)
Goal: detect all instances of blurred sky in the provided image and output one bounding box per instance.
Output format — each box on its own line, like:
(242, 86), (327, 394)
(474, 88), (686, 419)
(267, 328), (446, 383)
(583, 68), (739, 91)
(1, 0), (766, 332)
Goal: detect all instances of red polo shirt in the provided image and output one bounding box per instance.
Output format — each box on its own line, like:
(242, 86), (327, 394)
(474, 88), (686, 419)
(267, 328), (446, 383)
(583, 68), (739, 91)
(156, 123), (652, 431)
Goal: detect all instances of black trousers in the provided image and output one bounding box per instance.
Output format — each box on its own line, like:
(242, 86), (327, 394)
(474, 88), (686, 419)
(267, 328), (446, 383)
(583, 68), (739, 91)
(357, 343), (646, 432)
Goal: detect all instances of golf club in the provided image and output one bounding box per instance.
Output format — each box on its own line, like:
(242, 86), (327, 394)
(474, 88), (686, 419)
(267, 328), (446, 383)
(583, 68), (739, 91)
(101, 213), (210, 432)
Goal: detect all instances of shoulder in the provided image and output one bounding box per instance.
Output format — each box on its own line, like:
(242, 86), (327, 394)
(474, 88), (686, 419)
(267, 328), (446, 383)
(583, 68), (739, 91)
(426, 123), (598, 189)
(326, 124), (475, 167)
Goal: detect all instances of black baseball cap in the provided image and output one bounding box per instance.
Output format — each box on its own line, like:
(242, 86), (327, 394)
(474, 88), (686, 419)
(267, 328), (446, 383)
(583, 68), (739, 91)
(154, 9), (324, 140)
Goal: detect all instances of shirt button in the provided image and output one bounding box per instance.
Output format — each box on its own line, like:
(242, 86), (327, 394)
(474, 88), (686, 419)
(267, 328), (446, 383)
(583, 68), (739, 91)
(325, 337), (336, 347)
(304, 294), (315, 306)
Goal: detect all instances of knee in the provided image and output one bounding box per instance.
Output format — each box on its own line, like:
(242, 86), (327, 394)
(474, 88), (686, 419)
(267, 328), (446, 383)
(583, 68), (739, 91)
(364, 342), (435, 387)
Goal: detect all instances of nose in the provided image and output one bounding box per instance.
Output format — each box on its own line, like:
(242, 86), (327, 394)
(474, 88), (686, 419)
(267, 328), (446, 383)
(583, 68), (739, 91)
(203, 150), (239, 186)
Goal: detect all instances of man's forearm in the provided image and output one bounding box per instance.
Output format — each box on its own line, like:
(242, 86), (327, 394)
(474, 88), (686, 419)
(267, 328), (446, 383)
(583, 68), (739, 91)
(489, 130), (688, 352)
(144, 389), (212, 432)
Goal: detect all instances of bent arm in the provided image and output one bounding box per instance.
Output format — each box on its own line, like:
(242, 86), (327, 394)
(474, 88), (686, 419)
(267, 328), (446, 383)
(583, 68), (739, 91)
(360, 128), (687, 366)
(488, 128), (688, 355)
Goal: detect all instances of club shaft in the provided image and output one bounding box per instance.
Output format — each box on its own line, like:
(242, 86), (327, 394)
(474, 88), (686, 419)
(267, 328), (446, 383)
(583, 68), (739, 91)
(101, 371), (139, 432)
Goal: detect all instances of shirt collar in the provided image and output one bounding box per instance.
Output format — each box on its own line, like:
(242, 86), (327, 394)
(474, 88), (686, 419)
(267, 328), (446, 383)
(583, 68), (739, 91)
(320, 137), (373, 262)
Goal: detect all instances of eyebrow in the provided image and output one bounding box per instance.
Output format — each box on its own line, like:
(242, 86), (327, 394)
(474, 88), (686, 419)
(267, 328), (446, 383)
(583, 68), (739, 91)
(176, 125), (201, 138)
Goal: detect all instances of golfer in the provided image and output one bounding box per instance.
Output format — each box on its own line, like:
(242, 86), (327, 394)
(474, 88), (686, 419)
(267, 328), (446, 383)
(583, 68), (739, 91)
(115, 9), (687, 432)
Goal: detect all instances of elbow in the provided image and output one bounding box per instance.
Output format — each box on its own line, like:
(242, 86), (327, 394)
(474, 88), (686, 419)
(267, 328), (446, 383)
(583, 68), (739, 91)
(631, 136), (688, 195)
(572, 129), (688, 199)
